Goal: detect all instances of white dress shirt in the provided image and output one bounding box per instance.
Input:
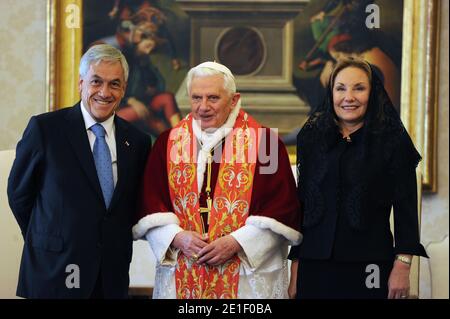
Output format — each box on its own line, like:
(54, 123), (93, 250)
(80, 102), (118, 187)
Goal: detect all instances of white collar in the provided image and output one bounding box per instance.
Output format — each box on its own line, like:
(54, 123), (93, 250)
(80, 101), (115, 137)
(192, 101), (241, 191)
(192, 101), (241, 152)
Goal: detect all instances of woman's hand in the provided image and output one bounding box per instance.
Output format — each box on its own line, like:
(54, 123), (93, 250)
(388, 257), (411, 299)
(288, 260), (299, 299)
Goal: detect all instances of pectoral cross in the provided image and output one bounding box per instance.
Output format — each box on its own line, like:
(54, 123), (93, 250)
(199, 152), (213, 236)
(199, 198), (212, 235)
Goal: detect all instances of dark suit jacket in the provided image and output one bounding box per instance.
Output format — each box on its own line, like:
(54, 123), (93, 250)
(7, 103), (151, 298)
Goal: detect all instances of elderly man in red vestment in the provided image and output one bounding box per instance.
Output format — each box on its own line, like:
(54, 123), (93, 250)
(132, 61), (302, 298)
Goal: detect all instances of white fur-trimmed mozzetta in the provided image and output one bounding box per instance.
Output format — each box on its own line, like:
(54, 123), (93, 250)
(245, 215), (302, 245)
(132, 212), (180, 240)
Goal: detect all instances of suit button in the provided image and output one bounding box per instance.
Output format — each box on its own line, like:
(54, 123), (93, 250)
(97, 242), (102, 248)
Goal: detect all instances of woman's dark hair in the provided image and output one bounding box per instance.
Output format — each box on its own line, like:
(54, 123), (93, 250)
(329, 58), (372, 92)
(297, 57), (421, 229)
(300, 57), (420, 168)
(303, 57), (404, 142)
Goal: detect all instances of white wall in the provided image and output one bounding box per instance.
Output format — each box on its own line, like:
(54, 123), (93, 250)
(419, 1), (449, 299)
(0, 0), (47, 298)
(0, 0), (47, 151)
(0, 150), (23, 298)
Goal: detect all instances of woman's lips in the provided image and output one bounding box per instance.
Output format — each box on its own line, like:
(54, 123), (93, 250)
(341, 105), (359, 110)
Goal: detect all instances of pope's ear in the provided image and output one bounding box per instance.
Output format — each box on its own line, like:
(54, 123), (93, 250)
(231, 93), (241, 107)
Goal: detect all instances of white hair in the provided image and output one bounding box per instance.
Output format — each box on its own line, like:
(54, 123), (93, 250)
(79, 44), (129, 81)
(186, 64), (236, 95)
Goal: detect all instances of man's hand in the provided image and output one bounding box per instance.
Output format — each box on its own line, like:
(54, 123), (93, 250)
(388, 259), (411, 299)
(197, 235), (242, 266)
(171, 231), (208, 260)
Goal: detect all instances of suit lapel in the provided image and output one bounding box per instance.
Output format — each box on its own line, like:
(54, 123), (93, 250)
(64, 103), (105, 204)
(109, 116), (132, 211)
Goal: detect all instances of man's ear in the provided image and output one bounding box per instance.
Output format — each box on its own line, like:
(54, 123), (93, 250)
(231, 93), (241, 108)
(78, 77), (83, 93)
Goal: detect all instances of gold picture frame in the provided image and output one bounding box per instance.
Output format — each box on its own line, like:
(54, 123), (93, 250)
(47, 0), (440, 193)
(401, 0), (440, 193)
(47, 0), (82, 112)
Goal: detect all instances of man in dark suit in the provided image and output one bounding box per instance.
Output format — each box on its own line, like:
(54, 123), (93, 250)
(7, 44), (151, 298)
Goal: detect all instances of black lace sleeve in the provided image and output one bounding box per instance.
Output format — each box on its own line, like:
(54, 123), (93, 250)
(391, 132), (428, 257)
(288, 244), (300, 260)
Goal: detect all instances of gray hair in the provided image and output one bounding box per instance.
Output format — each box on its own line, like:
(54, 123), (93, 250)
(79, 44), (129, 82)
(186, 65), (236, 96)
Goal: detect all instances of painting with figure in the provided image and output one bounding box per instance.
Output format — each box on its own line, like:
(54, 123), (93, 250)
(83, 0), (190, 141)
(81, 0), (404, 148)
(285, 0), (404, 144)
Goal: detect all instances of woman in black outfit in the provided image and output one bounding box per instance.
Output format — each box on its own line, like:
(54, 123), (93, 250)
(288, 58), (428, 299)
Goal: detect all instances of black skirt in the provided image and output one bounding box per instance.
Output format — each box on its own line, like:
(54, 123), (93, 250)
(296, 259), (393, 299)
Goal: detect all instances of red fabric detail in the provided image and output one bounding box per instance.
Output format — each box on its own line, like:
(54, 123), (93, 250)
(135, 129), (173, 225)
(137, 128), (301, 232)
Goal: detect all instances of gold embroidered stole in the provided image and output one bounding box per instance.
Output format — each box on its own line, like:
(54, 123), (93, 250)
(166, 110), (260, 298)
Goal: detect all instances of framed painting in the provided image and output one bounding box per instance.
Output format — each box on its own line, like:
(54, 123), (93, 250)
(47, 0), (440, 193)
